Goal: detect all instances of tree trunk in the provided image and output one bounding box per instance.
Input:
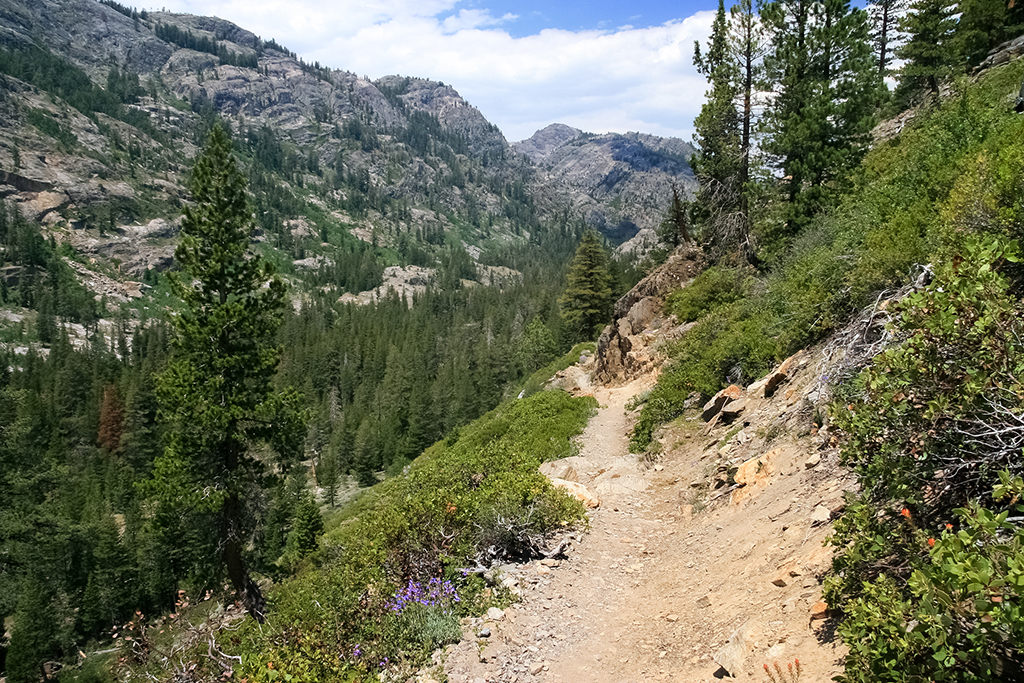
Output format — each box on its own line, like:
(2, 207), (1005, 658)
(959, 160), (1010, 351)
(223, 492), (266, 622)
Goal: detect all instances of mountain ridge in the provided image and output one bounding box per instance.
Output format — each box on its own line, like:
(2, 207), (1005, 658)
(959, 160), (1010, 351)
(0, 0), (696, 281)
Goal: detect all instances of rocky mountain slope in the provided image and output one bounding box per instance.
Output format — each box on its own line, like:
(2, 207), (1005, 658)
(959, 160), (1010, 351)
(517, 124), (697, 247)
(0, 0), (695, 306)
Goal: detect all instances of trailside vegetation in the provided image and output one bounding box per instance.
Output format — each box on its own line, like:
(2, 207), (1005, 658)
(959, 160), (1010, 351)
(128, 388), (596, 683)
(633, 4), (1024, 676)
(826, 237), (1024, 681)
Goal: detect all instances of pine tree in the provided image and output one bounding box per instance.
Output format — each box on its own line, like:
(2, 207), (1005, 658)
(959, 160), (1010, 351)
(692, 0), (742, 204)
(761, 0), (878, 238)
(147, 125), (304, 621)
(729, 0), (768, 249)
(97, 383), (124, 453)
(317, 445), (342, 507)
(517, 316), (558, 375)
(657, 184), (693, 251)
(954, 0), (1024, 69)
(4, 579), (57, 683)
(895, 0), (956, 99)
(867, 0), (908, 77)
(693, 0), (750, 258)
(284, 494), (323, 560)
(558, 230), (613, 343)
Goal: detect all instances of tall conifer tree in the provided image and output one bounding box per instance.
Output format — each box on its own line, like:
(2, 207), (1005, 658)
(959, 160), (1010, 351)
(868, 0), (908, 77)
(692, 0), (743, 255)
(761, 0), (878, 238)
(558, 230), (613, 343)
(895, 0), (956, 98)
(954, 0), (1024, 68)
(730, 0), (768, 247)
(147, 125), (304, 621)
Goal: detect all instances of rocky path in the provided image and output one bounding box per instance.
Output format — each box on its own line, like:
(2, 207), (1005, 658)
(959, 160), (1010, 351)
(442, 361), (852, 683)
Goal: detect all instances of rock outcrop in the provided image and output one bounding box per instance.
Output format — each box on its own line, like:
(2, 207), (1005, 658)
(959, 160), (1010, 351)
(513, 124), (583, 162)
(595, 245), (705, 384)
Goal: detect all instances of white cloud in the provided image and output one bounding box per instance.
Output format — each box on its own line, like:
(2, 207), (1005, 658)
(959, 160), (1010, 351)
(440, 9), (517, 33)
(149, 1), (715, 143)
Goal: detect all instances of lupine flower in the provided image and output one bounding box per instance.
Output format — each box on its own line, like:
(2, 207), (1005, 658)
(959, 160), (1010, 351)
(385, 578), (460, 614)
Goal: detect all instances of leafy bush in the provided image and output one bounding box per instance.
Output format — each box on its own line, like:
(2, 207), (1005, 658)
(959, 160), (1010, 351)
(664, 266), (751, 322)
(232, 389), (596, 681)
(836, 474), (1024, 682)
(826, 236), (1024, 682)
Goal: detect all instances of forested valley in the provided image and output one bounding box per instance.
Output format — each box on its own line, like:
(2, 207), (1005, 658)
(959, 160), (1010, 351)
(1, 0), (1024, 680)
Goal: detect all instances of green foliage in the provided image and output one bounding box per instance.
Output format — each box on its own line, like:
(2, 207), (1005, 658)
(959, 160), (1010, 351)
(634, 56), (1024, 457)
(0, 202), (100, 327)
(691, 0), (742, 251)
(517, 316), (558, 375)
(147, 125), (305, 619)
(559, 230), (613, 343)
(657, 185), (694, 251)
(26, 108), (77, 149)
(760, 0), (879, 240)
(834, 475), (1024, 682)
(831, 236), (1023, 515)
(664, 266), (750, 322)
(826, 237), (1024, 681)
(154, 22), (259, 69)
(0, 44), (163, 141)
(106, 66), (145, 105)
(282, 494), (324, 565)
(232, 389), (595, 680)
(954, 0), (1024, 69)
(895, 0), (957, 100)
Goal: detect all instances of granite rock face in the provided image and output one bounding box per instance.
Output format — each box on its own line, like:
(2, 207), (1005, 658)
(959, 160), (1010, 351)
(595, 245), (705, 384)
(520, 126), (699, 247)
(513, 123), (583, 162)
(0, 0), (703, 304)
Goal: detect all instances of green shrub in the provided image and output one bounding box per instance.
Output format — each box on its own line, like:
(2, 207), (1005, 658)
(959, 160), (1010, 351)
(826, 236), (1024, 682)
(233, 389), (596, 681)
(664, 266), (751, 322)
(835, 474), (1024, 683)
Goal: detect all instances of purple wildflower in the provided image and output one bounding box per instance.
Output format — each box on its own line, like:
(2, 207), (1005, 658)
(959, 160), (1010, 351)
(385, 577), (461, 614)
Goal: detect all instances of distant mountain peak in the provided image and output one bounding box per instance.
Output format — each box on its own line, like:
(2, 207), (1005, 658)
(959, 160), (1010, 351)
(513, 123), (584, 162)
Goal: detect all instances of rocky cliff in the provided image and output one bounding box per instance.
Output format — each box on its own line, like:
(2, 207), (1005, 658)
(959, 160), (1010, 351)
(518, 125), (698, 246)
(594, 244), (705, 384)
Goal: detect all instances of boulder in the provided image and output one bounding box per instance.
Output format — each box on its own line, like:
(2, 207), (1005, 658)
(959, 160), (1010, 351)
(713, 620), (762, 678)
(720, 397), (749, 420)
(747, 350), (804, 399)
(539, 460), (579, 483)
(702, 384), (743, 421)
(550, 478), (600, 508)
(624, 296), (659, 335)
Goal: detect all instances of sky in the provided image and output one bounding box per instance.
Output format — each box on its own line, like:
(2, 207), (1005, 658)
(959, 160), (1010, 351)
(144, 0), (719, 142)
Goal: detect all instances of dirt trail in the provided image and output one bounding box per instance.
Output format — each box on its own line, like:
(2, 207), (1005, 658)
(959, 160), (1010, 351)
(442, 361), (851, 683)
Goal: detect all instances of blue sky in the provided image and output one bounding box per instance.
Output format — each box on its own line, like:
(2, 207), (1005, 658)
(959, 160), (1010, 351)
(150, 0), (718, 141)
(441, 0), (708, 37)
